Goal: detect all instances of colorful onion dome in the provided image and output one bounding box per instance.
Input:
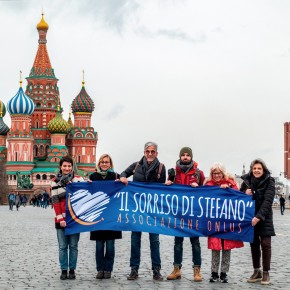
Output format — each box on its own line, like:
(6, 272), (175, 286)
(7, 83), (35, 115)
(71, 81), (95, 113)
(36, 13), (49, 31)
(0, 100), (6, 117)
(0, 117), (9, 136)
(47, 105), (70, 134)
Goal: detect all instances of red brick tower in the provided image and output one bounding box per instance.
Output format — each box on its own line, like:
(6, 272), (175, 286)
(67, 76), (98, 173)
(25, 14), (59, 161)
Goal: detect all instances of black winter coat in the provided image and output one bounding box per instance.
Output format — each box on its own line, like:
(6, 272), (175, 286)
(240, 173), (275, 237)
(120, 157), (166, 183)
(89, 171), (122, 240)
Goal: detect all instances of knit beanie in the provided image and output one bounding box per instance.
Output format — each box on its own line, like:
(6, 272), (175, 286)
(179, 147), (193, 158)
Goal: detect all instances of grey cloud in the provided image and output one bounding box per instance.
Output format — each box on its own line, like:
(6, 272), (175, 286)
(102, 104), (124, 121)
(137, 27), (207, 43)
(73, 0), (140, 33)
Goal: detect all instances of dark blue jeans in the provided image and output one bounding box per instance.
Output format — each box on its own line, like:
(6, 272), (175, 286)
(130, 231), (161, 270)
(56, 228), (80, 270)
(95, 240), (115, 272)
(173, 236), (201, 267)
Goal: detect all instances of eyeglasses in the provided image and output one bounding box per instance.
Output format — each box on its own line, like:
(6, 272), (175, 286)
(145, 150), (156, 155)
(212, 172), (222, 175)
(100, 161), (110, 164)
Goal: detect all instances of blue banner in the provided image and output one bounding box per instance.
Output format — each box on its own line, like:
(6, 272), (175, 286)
(65, 181), (254, 242)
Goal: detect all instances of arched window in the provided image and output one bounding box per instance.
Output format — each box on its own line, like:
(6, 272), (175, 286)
(42, 174), (47, 180)
(36, 174), (41, 180)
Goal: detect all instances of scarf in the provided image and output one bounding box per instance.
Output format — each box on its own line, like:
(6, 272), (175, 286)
(141, 156), (159, 181)
(55, 170), (74, 187)
(176, 159), (194, 173)
(97, 169), (114, 179)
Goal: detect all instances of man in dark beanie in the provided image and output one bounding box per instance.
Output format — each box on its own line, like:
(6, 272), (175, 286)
(166, 146), (205, 282)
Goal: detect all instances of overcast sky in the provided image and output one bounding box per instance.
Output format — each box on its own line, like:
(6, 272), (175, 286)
(0, 0), (290, 179)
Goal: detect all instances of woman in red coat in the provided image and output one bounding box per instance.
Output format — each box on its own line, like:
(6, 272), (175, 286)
(204, 162), (244, 283)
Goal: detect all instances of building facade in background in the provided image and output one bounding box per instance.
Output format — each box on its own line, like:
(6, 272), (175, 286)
(0, 14), (98, 202)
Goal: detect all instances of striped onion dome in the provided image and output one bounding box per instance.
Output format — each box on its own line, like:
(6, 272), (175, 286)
(7, 85), (35, 115)
(0, 100), (6, 117)
(71, 81), (95, 113)
(47, 106), (70, 134)
(0, 100), (9, 135)
(0, 117), (9, 136)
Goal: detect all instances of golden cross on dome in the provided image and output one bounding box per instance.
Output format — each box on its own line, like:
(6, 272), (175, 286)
(20, 70), (22, 87)
(82, 70), (85, 86)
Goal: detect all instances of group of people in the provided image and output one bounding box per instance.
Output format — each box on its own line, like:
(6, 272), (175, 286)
(51, 141), (275, 286)
(8, 192), (28, 210)
(30, 191), (50, 208)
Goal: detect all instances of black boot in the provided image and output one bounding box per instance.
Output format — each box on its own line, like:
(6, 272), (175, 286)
(209, 272), (219, 282)
(127, 268), (138, 280)
(68, 269), (76, 279)
(153, 267), (163, 281)
(60, 270), (67, 280)
(220, 272), (228, 283)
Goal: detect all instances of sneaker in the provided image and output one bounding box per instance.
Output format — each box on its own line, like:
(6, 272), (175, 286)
(153, 268), (163, 281)
(103, 271), (111, 279)
(68, 269), (76, 279)
(60, 270), (67, 280)
(209, 272), (219, 283)
(220, 272), (228, 283)
(127, 268), (138, 280)
(247, 269), (262, 283)
(96, 271), (104, 279)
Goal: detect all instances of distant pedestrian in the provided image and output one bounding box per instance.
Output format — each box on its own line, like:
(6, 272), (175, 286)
(279, 195), (285, 215)
(240, 158), (275, 285)
(51, 156), (84, 280)
(15, 192), (21, 211)
(89, 154), (122, 279)
(8, 192), (15, 210)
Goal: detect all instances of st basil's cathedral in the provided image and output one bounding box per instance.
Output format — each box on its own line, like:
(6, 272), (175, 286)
(0, 14), (98, 201)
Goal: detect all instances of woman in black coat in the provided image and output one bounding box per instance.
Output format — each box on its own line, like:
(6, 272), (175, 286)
(89, 154), (122, 279)
(240, 159), (275, 285)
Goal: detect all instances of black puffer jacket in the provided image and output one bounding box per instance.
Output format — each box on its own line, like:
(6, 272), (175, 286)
(240, 172), (275, 237)
(89, 171), (122, 240)
(120, 157), (166, 183)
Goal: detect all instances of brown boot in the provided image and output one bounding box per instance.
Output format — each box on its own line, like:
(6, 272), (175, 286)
(167, 266), (181, 280)
(261, 271), (270, 285)
(247, 268), (262, 283)
(193, 266), (202, 282)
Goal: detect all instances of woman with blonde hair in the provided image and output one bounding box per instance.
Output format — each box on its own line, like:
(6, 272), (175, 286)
(204, 162), (244, 283)
(89, 154), (122, 279)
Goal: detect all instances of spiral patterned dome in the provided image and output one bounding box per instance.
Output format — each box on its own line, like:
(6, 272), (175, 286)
(0, 100), (6, 117)
(71, 83), (95, 113)
(47, 107), (70, 134)
(0, 117), (9, 136)
(7, 86), (35, 115)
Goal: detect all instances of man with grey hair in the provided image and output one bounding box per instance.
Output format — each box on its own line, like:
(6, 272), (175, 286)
(120, 141), (166, 281)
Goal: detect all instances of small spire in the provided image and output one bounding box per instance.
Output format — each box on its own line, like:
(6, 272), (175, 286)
(57, 95), (61, 111)
(19, 70), (22, 87)
(82, 70), (85, 87)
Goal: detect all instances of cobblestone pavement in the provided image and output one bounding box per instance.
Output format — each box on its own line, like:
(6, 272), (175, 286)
(0, 205), (289, 290)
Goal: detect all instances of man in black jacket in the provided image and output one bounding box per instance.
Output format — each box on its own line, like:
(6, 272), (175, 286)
(120, 141), (166, 281)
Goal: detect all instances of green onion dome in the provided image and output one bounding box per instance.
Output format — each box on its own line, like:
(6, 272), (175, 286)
(47, 106), (70, 134)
